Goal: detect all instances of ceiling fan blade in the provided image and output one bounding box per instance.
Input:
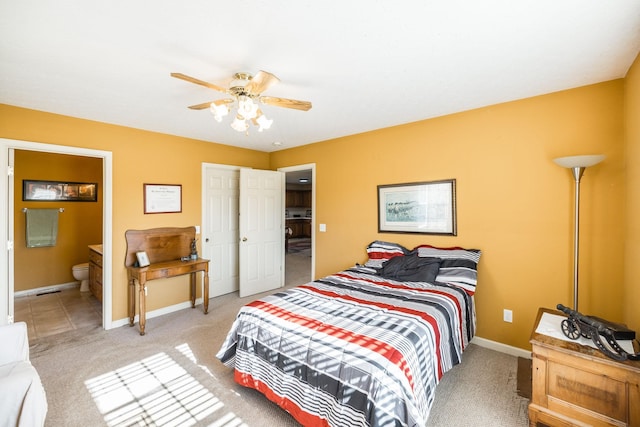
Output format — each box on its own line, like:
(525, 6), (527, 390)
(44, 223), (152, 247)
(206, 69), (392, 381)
(245, 70), (280, 95)
(171, 73), (227, 93)
(188, 98), (234, 110)
(188, 101), (213, 110)
(260, 96), (312, 111)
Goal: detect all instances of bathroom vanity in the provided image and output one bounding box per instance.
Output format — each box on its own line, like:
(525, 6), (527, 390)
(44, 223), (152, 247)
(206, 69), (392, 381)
(88, 244), (103, 301)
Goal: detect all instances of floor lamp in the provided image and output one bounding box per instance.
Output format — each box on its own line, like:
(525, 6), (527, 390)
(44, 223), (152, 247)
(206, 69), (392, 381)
(553, 154), (605, 312)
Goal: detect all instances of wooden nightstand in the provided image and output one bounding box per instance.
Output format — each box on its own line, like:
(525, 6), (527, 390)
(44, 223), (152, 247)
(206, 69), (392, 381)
(529, 308), (640, 427)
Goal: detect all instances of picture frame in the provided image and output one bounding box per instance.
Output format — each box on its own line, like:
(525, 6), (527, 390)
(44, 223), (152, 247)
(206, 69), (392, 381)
(23, 180), (97, 202)
(143, 184), (182, 214)
(136, 251), (150, 267)
(378, 179), (457, 235)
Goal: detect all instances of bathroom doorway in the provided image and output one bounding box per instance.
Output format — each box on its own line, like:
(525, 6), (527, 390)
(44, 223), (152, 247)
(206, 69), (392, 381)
(279, 164), (315, 287)
(0, 138), (113, 332)
(13, 150), (104, 338)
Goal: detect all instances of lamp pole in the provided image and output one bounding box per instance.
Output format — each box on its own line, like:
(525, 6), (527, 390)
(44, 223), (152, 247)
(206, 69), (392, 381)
(553, 155), (605, 312)
(570, 166), (585, 312)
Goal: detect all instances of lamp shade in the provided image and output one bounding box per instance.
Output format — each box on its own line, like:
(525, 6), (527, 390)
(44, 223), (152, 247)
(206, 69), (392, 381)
(553, 155), (605, 168)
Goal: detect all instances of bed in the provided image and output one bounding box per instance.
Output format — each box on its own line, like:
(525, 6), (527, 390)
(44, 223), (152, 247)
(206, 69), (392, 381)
(217, 241), (481, 427)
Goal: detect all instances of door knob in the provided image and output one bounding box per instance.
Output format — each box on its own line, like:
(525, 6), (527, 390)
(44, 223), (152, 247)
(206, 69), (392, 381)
(205, 238), (209, 242)
(242, 237), (247, 242)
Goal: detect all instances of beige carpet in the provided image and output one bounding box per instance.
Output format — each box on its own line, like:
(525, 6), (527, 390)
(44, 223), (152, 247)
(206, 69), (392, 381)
(30, 289), (530, 427)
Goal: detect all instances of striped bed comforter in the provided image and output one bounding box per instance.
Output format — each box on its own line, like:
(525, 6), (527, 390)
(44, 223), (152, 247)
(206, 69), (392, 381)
(216, 268), (475, 427)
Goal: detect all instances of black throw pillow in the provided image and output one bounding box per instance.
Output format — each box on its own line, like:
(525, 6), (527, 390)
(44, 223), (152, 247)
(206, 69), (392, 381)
(378, 254), (441, 283)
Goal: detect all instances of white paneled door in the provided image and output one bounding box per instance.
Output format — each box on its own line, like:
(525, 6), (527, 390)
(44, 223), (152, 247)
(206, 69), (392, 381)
(203, 167), (240, 297)
(239, 168), (284, 297)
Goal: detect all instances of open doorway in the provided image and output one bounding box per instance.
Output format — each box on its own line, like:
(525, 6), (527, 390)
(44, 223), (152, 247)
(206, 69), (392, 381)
(280, 164), (315, 287)
(13, 150), (104, 339)
(1, 138), (113, 332)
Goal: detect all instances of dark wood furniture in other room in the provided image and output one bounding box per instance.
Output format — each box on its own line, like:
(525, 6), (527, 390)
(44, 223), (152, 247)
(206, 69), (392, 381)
(88, 245), (103, 301)
(124, 226), (209, 335)
(529, 307), (640, 427)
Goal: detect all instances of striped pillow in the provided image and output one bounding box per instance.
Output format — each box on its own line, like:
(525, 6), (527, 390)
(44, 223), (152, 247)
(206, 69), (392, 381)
(414, 245), (481, 294)
(364, 240), (410, 269)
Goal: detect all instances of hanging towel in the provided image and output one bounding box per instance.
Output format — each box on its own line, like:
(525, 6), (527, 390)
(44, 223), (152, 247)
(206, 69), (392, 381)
(25, 209), (59, 247)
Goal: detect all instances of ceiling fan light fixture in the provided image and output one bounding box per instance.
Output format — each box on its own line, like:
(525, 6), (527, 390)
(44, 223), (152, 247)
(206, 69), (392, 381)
(230, 115), (248, 132)
(210, 102), (229, 122)
(238, 96), (258, 120)
(256, 114), (273, 132)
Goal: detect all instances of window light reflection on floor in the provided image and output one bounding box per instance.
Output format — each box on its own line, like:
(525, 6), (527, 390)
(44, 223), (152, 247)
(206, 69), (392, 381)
(85, 349), (244, 426)
(176, 343), (215, 379)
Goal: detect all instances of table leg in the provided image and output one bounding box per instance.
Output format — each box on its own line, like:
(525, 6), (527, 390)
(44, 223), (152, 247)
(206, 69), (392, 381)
(128, 277), (135, 326)
(203, 269), (209, 314)
(190, 272), (196, 308)
(138, 280), (146, 336)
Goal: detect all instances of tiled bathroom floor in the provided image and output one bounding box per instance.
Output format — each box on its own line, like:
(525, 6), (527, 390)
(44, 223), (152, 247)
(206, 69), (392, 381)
(13, 249), (308, 341)
(14, 287), (102, 340)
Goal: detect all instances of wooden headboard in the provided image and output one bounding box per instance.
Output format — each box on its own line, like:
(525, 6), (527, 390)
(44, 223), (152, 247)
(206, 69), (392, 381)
(124, 226), (196, 267)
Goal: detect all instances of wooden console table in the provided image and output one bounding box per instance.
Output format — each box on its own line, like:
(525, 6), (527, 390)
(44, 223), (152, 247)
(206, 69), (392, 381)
(125, 227), (209, 335)
(529, 307), (640, 427)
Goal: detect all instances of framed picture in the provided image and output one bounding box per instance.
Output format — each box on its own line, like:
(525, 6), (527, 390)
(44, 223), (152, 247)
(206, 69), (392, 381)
(136, 251), (150, 267)
(378, 179), (457, 235)
(143, 184), (182, 214)
(23, 180), (97, 202)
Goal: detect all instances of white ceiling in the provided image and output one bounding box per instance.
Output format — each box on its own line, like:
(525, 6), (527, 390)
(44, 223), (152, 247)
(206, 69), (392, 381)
(1, 1), (639, 153)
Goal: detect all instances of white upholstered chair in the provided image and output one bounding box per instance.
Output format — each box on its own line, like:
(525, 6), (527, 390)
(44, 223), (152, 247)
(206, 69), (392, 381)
(0, 322), (47, 427)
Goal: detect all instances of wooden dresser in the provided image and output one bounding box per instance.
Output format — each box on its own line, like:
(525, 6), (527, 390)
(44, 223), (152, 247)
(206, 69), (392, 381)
(529, 308), (640, 427)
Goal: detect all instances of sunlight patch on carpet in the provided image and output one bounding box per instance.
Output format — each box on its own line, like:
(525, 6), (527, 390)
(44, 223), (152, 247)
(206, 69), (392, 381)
(176, 342), (215, 378)
(85, 352), (241, 426)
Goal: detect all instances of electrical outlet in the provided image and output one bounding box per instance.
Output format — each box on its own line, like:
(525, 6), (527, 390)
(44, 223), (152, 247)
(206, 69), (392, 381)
(503, 309), (513, 323)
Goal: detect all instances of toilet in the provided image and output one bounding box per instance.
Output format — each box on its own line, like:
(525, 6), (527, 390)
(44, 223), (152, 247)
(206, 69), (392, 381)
(72, 263), (90, 292)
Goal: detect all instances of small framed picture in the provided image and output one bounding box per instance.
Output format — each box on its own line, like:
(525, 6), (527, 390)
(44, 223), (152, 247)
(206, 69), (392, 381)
(143, 183), (182, 214)
(136, 251), (150, 267)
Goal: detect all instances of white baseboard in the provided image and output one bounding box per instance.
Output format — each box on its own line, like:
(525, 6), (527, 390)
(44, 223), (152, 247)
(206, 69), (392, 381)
(471, 336), (532, 359)
(14, 282), (79, 298)
(110, 298), (204, 329)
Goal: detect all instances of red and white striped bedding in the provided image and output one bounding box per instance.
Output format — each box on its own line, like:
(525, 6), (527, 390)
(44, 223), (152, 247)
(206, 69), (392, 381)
(217, 268), (475, 427)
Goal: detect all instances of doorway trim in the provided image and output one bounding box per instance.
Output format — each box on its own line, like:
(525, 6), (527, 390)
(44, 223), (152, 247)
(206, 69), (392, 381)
(1, 138), (113, 329)
(279, 163), (316, 282)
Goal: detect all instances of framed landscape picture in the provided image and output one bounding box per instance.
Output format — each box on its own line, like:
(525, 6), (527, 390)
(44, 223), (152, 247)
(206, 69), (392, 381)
(378, 179), (457, 235)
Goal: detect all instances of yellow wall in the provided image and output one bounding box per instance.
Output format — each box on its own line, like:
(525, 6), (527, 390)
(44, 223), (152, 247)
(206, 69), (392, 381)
(624, 52), (640, 334)
(271, 80), (626, 350)
(1, 75), (633, 350)
(1, 104), (270, 321)
(14, 151), (103, 291)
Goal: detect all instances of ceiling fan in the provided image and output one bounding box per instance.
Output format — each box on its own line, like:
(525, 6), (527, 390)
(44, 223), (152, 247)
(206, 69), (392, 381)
(171, 70), (312, 133)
